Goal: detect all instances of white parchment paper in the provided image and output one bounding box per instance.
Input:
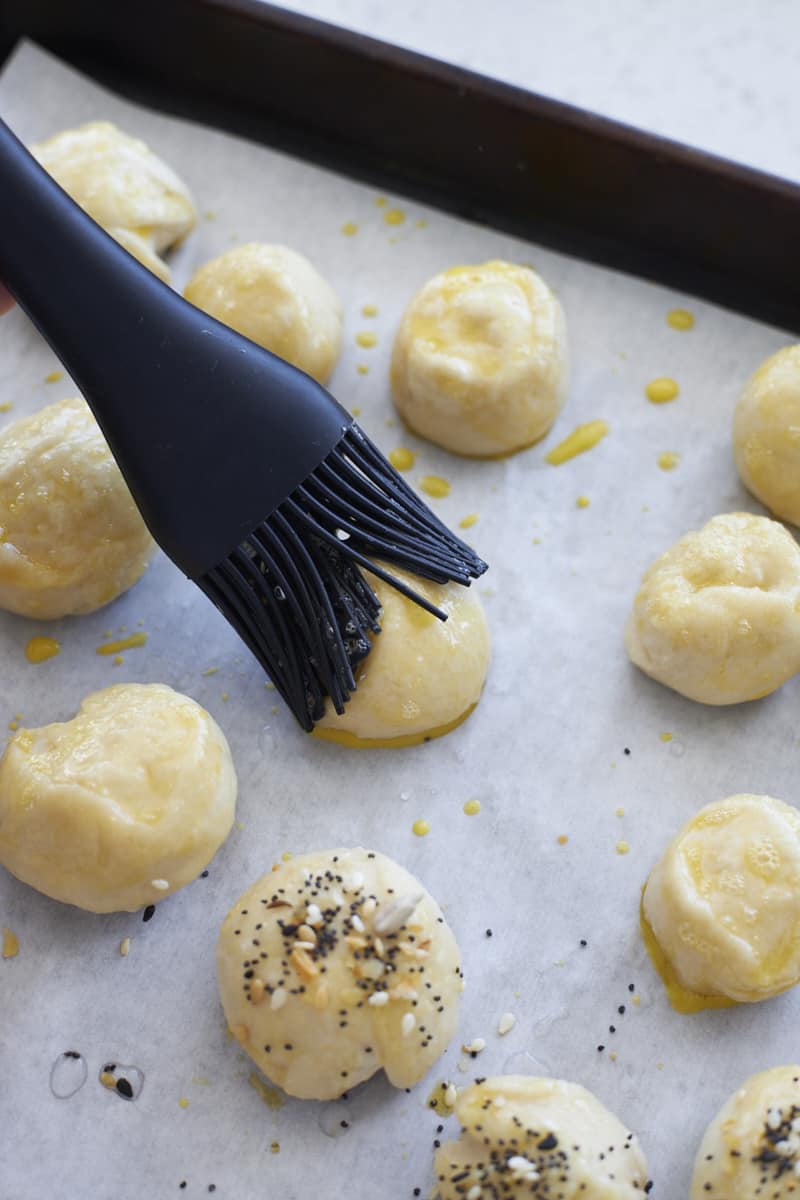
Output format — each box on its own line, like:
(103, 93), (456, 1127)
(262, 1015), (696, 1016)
(0, 40), (796, 1200)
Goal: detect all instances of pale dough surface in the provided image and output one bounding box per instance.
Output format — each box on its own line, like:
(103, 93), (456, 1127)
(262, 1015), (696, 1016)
(0, 397), (154, 618)
(625, 512), (800, 704)
(217, 847), (462, 1100)
(315, 567), (490, 744)
(391, 260), (568, 457)
(434, 1076), (649, 1199)
(184, 243), (342, 383)
(31, 120), (197, 282)
(734, 344), (800, 526)
(691, 1066), (800, 1199)
(644, 793), (800, 1003)
(0, 684), (237, 913)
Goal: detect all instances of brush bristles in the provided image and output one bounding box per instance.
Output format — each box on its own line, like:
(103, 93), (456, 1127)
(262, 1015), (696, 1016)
(200, 424), (488, 731)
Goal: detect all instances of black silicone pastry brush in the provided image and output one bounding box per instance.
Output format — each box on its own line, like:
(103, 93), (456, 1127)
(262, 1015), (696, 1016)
(0, 118), (487, 729)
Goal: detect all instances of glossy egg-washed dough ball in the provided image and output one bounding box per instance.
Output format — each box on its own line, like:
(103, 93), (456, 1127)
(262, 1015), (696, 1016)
(391, 260), (568, 458)
(691, 1066), (800, 1199)
(625, 512), (800, 704)
(31, 120), (196, 283)
(184, 244), (343, 384)
(217, 847), (462, 1100)
(315, 567), (490, 747)
(0, 397), (153, 619)
(0, 684), (236, 913)
(643, 794), (800, 1007)
(434, 1076), (649, 1199)
(734, 345), (800, 526)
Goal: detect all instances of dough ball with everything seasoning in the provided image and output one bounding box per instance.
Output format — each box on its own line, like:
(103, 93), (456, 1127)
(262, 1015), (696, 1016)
(217, 847), (462, 1100)
(31, 120), (196, 282)
(734, 345), (800, 526)
(434, 1076), (649, 1198)
(625, 512), (800, 704)
(184, 244), (342, 384)
(0, 684), (236, 913)
(0, 397), (154, 618)
(643, 794), (800, 1005)
(314, 567), (490, 748)
(690, 1066), (800, 1198)
(391, 261), (568, 457)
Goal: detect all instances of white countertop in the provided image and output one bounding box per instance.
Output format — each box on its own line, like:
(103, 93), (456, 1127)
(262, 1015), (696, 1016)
(280, 0), (800, 185)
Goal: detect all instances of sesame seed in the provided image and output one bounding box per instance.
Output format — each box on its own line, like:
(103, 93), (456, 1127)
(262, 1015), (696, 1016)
(151, 879), (169, 890)
(374, 893), (424, 935)
(368, 991), (389, 1007)
(119, 938), (131, 957)
(497, 1012), (516, 1036)
(401, 1013), (416, 1037)
(462, 1038), (486, 1055)
(270, 987), (287, 1011)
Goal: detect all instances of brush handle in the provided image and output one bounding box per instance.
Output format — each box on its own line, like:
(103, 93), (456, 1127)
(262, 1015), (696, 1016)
(0, 117), (350, 577)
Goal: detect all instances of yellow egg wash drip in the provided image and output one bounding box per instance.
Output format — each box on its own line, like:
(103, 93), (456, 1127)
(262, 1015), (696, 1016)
(356, 331), (378, 349)
(0, 402), (12, 413)
(44, 370), (64, 383)
(412, 818), (431, 837)
(657, 452), (680, 471)
(419, 475), (451, 498)
(178, 1098), (190, 1110)
(312, 702), (478, 750)
(639, 888), (735, 1015)
(24, 636), (60, 664)
(361, 304), (378, 317)
(341, 222), (358, 236)
(645, 377), (679, 404)
(459, 514), (479, 529)
(660, 732), (673, 742)
(356, 364), (369, 375)
(545, 421), (609, 465)
(2, 927), (19, 958)
(96, 632), (148, 656)
(576, 495), (590, 508)
(463, 799), (481, 816)
(248, 1072), (284, 1110)
(389, 447), (416, 471)
(667, 308), (694, 330)
(384, 208), (405, 226)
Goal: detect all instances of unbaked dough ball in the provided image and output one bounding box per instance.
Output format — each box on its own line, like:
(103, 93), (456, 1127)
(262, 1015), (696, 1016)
(31, 120), (196, 283)
(184, 244), (342, 383)
(434, 1076), (649, 1199)
(0, 684), (236, 913)
(625, 512), (800, 704)
(0, 397), (154, 619)
(734, 345), (800, 526)
(691, 1066), (800, 1199)
(644, 794), (800, 1006)
(315, 567), (490, 747)
(390, 261), (568, 458)
(217, 847), (462, 1100)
